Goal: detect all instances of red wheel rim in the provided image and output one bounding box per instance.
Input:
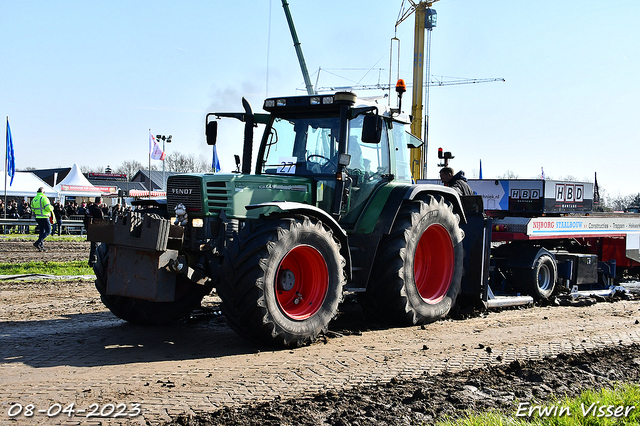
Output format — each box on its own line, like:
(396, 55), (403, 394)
(276, 245), (329, 320)
(414, 224), (454, 304)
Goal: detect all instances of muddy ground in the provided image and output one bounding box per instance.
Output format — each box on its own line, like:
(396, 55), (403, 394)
(166, 344), (640, 426)
(1, 239), (639, 425)
(0, 239), (89, 264)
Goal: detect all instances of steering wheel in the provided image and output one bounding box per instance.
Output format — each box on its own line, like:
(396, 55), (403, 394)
(307, 154), (337, 173)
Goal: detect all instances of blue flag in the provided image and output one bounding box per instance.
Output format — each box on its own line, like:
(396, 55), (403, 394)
(479, 159), (483, 180)
(212, 145), (221, 173)
(6, 119), (15, 186)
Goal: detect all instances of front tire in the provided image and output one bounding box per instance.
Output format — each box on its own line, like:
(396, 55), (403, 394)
(93, 243), (211, 325)
(361, 196), (464, 325)
(218, 215), (345, 347)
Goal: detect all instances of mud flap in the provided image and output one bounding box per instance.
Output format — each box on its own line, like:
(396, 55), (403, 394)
(107, 246), (179, 302)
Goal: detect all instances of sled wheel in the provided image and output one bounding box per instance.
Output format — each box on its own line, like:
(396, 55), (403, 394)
(93, 243), (211, 325)
(515, 253), (557, 300)
(218, 215), (345, 347)
(360, 195), (464, 325)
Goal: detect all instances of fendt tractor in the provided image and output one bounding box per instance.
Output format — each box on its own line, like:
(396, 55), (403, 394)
(88, 82), (640, 347)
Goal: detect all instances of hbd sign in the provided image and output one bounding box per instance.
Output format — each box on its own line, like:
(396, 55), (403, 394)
(510, 189), (541, 200)
(556, 184), (584, 203)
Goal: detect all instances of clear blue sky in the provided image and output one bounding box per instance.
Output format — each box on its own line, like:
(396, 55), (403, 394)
(2, 0), (639, 197)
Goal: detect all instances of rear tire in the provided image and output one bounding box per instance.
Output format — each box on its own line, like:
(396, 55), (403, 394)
(218, 215), (345, 347)
(360, 196), (464, 325)
(514, 254), (557, 300)
(93, 243), (211, 325)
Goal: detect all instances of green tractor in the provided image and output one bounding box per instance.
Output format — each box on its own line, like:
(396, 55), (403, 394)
(89, 86), (467, 347)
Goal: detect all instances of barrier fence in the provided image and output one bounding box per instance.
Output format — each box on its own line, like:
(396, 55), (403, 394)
(0, 218), (86, 235)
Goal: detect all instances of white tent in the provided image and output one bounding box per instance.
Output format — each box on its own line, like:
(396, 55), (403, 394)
(1, 171), (57, 198)
(54, 163), (104, 197)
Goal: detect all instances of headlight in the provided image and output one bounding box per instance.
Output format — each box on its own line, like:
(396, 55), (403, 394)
(192, 218), (204, 228)
(322, 96), (334, 104)
(264, 99), (275, 108)
(276, 98), (287, 107)
(310, 97), (321, 105)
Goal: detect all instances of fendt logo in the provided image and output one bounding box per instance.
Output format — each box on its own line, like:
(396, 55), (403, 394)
(171, 188), (193, 195)
(555, 184), (584, 203)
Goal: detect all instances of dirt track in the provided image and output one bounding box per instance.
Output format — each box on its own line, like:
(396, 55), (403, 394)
(0, 240), (89, 264)
(1, 240), (639, 425)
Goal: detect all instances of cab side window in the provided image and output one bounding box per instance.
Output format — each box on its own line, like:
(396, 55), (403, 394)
(341, 115), (391, 227)
(347, 115), (389, 179)
(391, 124), (413, 183)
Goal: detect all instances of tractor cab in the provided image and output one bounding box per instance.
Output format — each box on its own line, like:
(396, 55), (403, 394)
(208, 91), (415, 228)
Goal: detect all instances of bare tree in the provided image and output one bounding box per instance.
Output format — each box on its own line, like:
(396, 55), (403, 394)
(80, 165), (105, 174)
(557, 175), (581, 182)
(497, 170), (519, 179)
(603, 193), (635, 212)
(165, 151), (210, 173)
(116, 160), (146, 180)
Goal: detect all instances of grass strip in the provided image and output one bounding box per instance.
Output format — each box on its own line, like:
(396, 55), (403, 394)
(435, 383), (640, 426)
(0, 233), (86, 242)
(0, 260), (93, 276)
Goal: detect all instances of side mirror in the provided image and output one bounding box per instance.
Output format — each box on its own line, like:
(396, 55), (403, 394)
(206, 121), (218, 146)
(361, 115), (383, 144)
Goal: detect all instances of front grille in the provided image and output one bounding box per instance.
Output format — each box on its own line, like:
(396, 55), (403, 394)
(167, 176), (203, 213)
(206, 181), (231, 212)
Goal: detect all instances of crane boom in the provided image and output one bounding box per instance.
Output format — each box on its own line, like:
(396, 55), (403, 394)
(282, 0), (315, 95)
(431, 76), (505, 86)
(315, 77), (505, 93)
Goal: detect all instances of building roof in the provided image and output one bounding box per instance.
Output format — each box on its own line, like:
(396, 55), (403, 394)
(89, 180), (146, 192)
(25, 167), (180, 193)
(131, 170), (180, 190)
(30, 168), (71, 186)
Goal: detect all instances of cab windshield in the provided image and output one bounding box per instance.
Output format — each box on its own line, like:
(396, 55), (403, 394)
(261, 116), (340, 175)
(260, 114), (389, 177)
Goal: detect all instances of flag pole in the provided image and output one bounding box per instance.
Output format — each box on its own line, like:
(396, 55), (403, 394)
(4, 116), (8, 220)
(148, 129), (151, 198)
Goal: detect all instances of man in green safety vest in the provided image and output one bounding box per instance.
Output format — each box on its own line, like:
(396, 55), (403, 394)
(30, 187), (54, 251)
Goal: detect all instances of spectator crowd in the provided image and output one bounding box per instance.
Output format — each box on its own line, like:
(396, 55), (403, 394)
(0, 198), (132, 234)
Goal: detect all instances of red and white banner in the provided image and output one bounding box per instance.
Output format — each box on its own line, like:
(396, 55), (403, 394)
(149, 132), (166, 161)
(129, 189), (166, 197)
(88, 172), (127, 179)
(60, 184), (116, 193)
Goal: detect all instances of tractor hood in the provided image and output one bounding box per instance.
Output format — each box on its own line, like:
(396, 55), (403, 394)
(166, 173), (314, 219)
